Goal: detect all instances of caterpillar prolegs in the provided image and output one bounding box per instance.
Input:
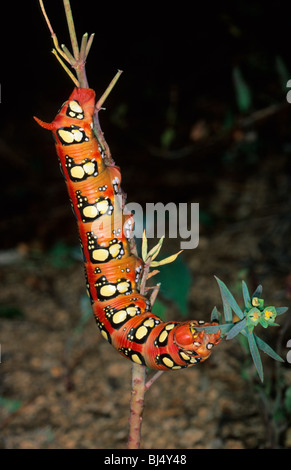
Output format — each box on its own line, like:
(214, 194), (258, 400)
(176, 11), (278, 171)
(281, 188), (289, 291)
(35, 87), (221, 370)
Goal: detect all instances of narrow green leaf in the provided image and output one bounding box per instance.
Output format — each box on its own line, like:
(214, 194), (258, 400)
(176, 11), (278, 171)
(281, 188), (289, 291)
(211, 306), (221, 323)
(252, 285), (263, 299)
(195, 323), (233, 334)
(276, 307), (288, 316)
(247, 332), (264, 382)
(242, 280), (251, 306)
(254, 335), (284, 362)
(232, 66), (252, 113)
(215, 276), (244, 320)
(226, 318), (247, 340)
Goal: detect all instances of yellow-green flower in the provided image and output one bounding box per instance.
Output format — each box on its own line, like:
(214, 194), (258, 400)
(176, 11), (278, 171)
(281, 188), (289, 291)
(252, 297), (264, 309)
(260, 306), (277, 328)
(246, 307), (261, 332)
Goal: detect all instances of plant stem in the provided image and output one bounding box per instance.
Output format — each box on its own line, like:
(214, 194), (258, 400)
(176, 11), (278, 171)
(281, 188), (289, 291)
(96, 70), (123, 110)
(63, 0), (79, 60)
(127, 253), (164, 448)
(145, 370), (164, 390)
(127, 364), (146, 449)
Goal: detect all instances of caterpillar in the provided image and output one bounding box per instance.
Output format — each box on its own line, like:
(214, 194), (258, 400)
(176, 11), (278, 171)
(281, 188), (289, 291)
(34, 87), (221, 370)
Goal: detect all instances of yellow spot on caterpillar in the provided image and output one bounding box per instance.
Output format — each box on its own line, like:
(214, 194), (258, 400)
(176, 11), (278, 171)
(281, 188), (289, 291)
(83, 205), (98, 219)
(127, 306), (138, 316)
(70, 165), (85, 179)
(83, 161), (95, 175)
(96, 200), (109, 214)
(100, 284), (117, 297)
(112, 310), (127, 324)
(131, 354), (142, 364)
(58, 129), (74, 143)
(109, 243), (121, 258)
(101, 330), (109, 341)
(143, 318), (155, 328)
(117, 281), (130, 293)
(180, 351), (190, 361)
(69, 100), (83, 113)
(172, 366), (182, 370)
(71, 129), (84, 142)
(92, 249), (109, 262)
(135, 325), (148, 340)
(165, 323), (175, 331)
(162, 357), (174, 368)
(158, 330), (168, 343)
(190, 357), (198, 364)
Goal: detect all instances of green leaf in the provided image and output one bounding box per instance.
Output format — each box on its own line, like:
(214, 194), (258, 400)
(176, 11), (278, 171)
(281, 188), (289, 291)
(254, 335), (284, 362)
(160, 127), (176, 149)
(226, 318), (247, 340)
(211, 306), (221, 323)
(252, 285), (263, 299)
(0, 396), (22, 413)
(195, 323), (233, 334)
(215, 276), (244, 320)
(242, 280), (251, 307)
(232, 66), (252, 113)
(247, 332), (264, 382)
(276, 307), (288, 316)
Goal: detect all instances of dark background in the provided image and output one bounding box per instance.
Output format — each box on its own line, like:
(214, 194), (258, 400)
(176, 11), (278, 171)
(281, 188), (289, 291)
(1, 0), (291, 449)
(1, 0), (291, 249)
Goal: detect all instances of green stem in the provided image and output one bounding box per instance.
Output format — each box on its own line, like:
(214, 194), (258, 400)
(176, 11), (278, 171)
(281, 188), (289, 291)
(96, 70), (123, 110)
(63, 0), (79, 60)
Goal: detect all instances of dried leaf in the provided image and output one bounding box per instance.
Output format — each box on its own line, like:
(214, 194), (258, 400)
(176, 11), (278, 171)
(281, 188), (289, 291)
(141, 230), (148, 262)
(147, 269), (160, 280)
(150, 250), (183, 267)
(147, 236), (165, 261)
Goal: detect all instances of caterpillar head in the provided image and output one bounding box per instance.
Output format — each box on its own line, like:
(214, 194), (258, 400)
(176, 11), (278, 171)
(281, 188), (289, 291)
(34, 88), (96, 142)
(174, 322), (221, 360)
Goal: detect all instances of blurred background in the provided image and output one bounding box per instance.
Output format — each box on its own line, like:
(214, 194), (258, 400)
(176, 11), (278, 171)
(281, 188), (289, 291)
(0, 0), (291, 449)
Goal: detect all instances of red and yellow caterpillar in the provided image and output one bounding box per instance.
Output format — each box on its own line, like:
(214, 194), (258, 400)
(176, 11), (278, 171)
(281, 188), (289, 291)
(35, 87), (221, 370)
